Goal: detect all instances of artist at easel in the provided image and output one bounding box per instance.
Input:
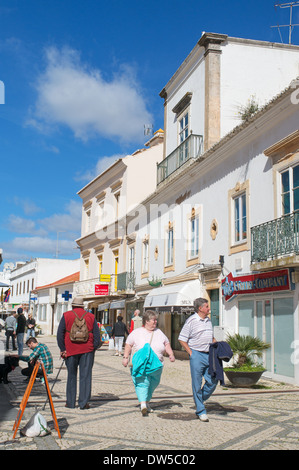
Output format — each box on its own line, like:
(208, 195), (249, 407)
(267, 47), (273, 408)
(12, 336), (53, 382)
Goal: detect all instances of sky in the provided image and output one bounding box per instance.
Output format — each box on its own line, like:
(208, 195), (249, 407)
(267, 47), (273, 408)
(1, 0), (299, 268)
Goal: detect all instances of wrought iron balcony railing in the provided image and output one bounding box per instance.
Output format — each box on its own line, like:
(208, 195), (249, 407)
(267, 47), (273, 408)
(117, 271), (135, 292)
(251, 212), (299, 263)
(157, 134), (203, 185)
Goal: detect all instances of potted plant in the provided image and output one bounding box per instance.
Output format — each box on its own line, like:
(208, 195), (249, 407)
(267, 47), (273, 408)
(224, 333), (271, 387)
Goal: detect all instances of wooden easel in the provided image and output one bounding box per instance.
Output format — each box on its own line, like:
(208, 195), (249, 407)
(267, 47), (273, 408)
(12, 360), (61, 439)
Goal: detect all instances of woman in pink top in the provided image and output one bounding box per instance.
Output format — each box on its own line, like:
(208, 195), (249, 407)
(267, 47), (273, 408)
(122, 310), (175, 416)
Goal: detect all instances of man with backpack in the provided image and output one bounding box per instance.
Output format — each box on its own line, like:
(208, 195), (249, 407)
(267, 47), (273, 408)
(57, 296), (101, 410)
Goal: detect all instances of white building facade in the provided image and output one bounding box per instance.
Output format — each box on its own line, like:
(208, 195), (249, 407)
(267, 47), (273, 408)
(75, 130), (164, 325)
(138, 83), (299, 385)
(9, 258), (80, 313)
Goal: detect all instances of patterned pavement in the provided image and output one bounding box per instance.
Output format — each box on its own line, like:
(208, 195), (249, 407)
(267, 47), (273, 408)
(0, 333), (299, 452)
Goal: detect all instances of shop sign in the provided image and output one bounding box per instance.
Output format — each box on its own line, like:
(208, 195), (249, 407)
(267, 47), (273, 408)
(95, 284), (109, 296)
(222, 269), (294, 301)
(99, 274), (111, 282)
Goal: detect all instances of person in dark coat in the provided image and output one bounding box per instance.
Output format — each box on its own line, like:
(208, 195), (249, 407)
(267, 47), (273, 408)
(16, 307), (27, 355)
(111, 316), (129, 356)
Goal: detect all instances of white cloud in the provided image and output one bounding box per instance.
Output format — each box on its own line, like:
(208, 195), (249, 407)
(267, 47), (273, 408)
(75, 153), (125, 182)
(7, 215), (46, 236)
(27, 46), (153, 144)
(38, 199), (81, 234)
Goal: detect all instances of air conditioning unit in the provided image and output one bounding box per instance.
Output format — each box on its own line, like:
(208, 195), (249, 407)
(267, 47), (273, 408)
(213, 326), (234, 342)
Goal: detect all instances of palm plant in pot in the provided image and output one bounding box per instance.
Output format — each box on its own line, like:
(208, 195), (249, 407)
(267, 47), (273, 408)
(224, 333), (271, 387)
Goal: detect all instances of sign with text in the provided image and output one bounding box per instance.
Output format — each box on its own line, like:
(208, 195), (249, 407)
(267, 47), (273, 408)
(99, 274), (111, 282)
(222, 269), (294, 301)
(95, 284), (109, 296)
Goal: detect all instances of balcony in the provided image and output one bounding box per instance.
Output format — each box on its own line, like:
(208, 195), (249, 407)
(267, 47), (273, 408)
(251, 212), (299, 264)
(73, 272), (135, 298)
(157, 134), (203, 185)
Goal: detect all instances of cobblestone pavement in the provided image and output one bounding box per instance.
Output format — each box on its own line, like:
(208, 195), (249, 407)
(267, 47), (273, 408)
(0, 333), (299, 452)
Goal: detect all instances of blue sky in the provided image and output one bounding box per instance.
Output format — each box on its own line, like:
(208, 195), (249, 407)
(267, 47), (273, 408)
(1, 0), (299, 267)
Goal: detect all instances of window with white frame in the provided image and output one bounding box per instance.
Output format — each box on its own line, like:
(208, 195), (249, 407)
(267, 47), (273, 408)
(166, 225), (174, 266)
(190, 214), (199, 258)
(178, 111), (189, 164)
(228, 180), (250, 253)
(142, 238), (149, 274)
(281, 164), (299, 215)
(234, 193), (247, 243)
(128, 245), (135, 273)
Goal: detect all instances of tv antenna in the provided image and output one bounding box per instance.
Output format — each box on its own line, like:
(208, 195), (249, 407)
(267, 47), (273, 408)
(144, 124), (153, 137)
(271, 2), (299, 44)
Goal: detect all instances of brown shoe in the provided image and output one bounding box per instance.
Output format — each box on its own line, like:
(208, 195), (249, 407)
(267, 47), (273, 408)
(80, 403), (90, 410)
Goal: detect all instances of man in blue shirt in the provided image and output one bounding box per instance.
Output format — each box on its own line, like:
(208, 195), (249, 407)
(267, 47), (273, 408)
(178, 297), (217, 422)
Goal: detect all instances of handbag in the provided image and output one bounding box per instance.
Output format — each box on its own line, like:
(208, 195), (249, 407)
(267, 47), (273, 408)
(131, 331), (163, 377)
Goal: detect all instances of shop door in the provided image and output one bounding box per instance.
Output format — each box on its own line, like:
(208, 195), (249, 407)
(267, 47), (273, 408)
(209, 289), (219, 327)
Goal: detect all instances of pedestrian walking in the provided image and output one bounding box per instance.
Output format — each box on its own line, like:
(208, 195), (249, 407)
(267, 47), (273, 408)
(16, 307), (26, 355)
(111, 315), (129, 356)
(5, 312), (17, 351)
(26, 313), (36, 339)
(178, 297), (217, 422)
(122, 310), (175, 416)
(129, 309), (142, 333)
(57, 296), (101, 410)
(18, 336), (53, 382)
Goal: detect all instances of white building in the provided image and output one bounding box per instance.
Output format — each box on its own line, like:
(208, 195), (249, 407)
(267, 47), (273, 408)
(9, 258), (80, 312)
(34, 271), (80, 335)
(159, 32), (299, 163)
(138, 81), (299, 385)
(74, 130), (164, 325)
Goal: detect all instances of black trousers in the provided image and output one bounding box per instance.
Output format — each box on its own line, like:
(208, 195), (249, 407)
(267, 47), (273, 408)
(65, 351), (95, 409)
(5, 330), (16, 350)
(21, 362), (43, 379)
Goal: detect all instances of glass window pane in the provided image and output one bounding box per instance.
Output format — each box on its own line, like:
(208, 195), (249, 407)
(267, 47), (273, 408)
(273, 298), (294, 377)
(293, 165), (299, 189)
(282, 193), (290, 214)
(293, 188), (299, 212)
(239, 300), (254, 336)
(281, 171), (289, 193)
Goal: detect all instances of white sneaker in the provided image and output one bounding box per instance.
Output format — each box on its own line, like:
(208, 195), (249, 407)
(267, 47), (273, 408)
(140, 403), (148, 416)
(198, 414), (209, 422)
(147, 403), (154, 413)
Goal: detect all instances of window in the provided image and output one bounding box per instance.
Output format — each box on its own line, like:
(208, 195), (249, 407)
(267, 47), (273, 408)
(85, 209), (91, 233)
(179, 111), (189, 164)
(234, 193), (247, 243)
(281, 164), (299, 214)
(98, 254), (103, 276)
(190, 215), (199, 258)
(179, 112), (189, 144)
(113, 249), (119, 291)
(128, 245), (135, 273)
(228, 181), (250, 254)
(84, 258), (89, 279)
(167, 227), (174, 266)
(186, 207), (201, 266)
(142, 239), (149, 274)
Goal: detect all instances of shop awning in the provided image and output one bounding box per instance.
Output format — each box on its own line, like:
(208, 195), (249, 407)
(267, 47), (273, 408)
(97, 302), (110, 311)
(110, 299), (126, 309)
(144, 279), (204, 310)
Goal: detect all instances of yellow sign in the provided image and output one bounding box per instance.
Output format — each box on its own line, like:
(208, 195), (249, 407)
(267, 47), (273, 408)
(100, 274), (111, 282)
